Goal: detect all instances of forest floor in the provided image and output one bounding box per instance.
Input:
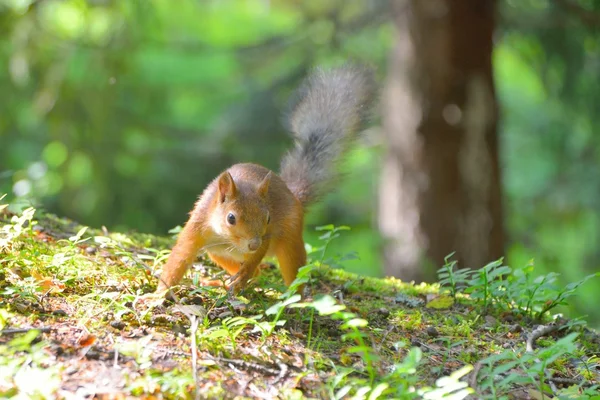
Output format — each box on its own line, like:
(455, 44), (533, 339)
(0, 206), (599, 400)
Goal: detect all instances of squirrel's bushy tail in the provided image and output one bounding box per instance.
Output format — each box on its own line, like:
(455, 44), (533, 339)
(280, 65), (375, 207)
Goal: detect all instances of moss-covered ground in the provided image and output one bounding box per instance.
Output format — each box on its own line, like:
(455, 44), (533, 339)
(1, 207), (599, 399)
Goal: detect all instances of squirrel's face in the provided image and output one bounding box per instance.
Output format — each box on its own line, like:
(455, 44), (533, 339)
(211, 171), (271, 253)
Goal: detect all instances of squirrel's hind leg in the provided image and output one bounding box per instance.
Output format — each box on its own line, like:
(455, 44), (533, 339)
(274, 235), (307, 287)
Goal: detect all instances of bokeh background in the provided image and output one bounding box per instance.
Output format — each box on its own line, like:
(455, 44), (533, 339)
(1, 0), (599, 327)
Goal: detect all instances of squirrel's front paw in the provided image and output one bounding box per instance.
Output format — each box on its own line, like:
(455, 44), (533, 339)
(227, 271), (251, 295)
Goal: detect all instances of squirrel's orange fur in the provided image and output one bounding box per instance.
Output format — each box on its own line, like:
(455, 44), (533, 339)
(157, 163), (306, 292)
(156, 66), (374, 294)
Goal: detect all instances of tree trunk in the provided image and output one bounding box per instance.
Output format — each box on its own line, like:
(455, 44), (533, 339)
(379, 0), (504, 282)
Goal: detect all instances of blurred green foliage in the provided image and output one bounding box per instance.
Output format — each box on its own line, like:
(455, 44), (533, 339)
(1, 0), (599, 327)
(497, 0), (600, 328)
(0, 0), (389, 231)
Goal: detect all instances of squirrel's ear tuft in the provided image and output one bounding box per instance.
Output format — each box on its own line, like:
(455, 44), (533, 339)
(258, 171), (272, 198)
(218, 172), (237, 203)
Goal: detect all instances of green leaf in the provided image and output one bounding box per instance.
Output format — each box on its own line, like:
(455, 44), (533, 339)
(367, 383), (389, 400)
(308, 295), (346, 316)
(69, 226), (88, 242)
(341, 318), (368, 329)
(426, 295), (455, 309)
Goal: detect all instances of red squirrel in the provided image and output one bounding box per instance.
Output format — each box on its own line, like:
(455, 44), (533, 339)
(156, 66), (375, 294)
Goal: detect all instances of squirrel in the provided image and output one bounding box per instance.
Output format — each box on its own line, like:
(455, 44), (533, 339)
(156, 65), (375, 295)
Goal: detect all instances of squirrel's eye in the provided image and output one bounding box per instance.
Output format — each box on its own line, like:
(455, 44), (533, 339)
(227, 213), (236, 225)
(267, 213), (271, 224)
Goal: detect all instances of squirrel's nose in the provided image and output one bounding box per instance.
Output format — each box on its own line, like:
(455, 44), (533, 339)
(248, 238), (261, 252)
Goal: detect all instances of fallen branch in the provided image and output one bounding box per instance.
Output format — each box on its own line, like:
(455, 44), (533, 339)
(468, 361), (483, 390)
(525, 323), (562, 352)
(0, 326), (52, 335)
(548, 376), (594, 387)
(211, 356), (288, 377)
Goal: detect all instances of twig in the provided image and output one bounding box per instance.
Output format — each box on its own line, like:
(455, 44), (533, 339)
(0, 327), (52, 335)
(525, 323), (568, 396)
(547, 376), (559, 395)
(211, 356), (286, 377)
(525, 323), (561, 352)
(548, 376), (592, 386)
(160, 286), (203, 400)
(468, 361), (483, 390)
(113, 347), (119, 368)
(273, 362), (289, 385)
(412, 340), (442, 356)
(190, 316), (200, 400)
(376, 325), (396, 352)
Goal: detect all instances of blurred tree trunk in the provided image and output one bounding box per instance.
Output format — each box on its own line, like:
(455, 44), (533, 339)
(379, 0), (504, 281)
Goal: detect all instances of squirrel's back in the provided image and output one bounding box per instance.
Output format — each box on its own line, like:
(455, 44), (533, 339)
(280, 65), (375, 207)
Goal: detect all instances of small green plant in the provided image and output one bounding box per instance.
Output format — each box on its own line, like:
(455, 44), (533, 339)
(262, 294), (302, 335)
(437, 256), (599, 321)
(293, 294), (379, 384)
(464, 259), (512, 311)
(202, 315), (275, 351)
(313, 224), (359, 269)
(437, 253), (471, 298)
(0, 205), (36, 250)
(508, 263), (599, 320)
(476, 332), (579, 399)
